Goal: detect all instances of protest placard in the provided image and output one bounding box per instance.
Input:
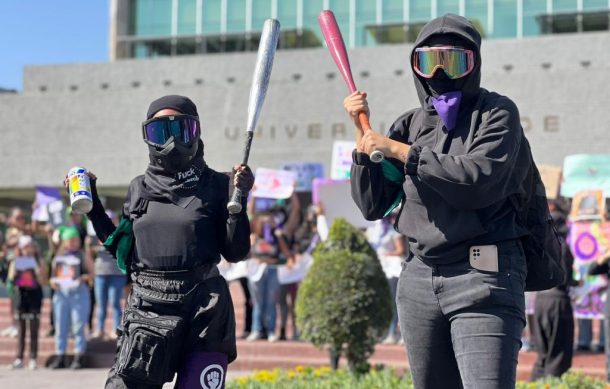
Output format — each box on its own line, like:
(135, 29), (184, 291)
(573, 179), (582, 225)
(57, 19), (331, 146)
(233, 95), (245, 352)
(281, 162), (325, 192)
(252, 168), (297, 199)
(561, 154), (610, 198)
(312, 178), (373, 229)
(330, 141), (355, 180)
(569, 221), (610, 318)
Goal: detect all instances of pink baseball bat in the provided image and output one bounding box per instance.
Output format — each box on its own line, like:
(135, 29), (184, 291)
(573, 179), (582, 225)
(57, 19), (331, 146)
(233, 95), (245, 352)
(318, 10), (384, 163)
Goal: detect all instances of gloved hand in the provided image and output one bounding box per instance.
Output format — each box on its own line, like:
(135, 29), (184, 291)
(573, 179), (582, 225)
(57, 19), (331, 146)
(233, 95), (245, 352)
(233, 165), (254, 195)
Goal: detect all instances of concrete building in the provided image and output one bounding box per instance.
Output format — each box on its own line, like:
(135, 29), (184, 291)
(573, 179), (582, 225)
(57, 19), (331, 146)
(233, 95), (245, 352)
(0, 1), (609, 209)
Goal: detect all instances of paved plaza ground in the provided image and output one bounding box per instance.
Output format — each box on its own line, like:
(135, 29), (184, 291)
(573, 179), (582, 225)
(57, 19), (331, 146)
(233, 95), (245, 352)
(0, 367), (251, 388)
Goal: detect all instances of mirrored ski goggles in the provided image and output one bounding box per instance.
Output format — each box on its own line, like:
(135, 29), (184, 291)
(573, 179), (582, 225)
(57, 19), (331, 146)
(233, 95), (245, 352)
(413, 46), (475, 79)
(142, 115), (200, 146)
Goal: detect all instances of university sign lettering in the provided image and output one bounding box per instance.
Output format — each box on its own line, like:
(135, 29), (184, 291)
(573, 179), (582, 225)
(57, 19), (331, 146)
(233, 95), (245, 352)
(223, 115), (559, 141)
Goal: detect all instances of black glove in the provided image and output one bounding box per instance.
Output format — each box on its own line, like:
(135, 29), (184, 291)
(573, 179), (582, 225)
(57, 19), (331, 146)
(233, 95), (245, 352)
(234, 165), (254, 194)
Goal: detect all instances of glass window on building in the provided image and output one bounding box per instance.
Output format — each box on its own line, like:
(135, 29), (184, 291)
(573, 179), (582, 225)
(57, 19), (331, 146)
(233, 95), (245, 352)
(134, 40), (172, 58)
(553, 0), (577, 12)
(252, 0), (272, 31)
(523, 0), (546, 37)
(410, 0), (432, 22)
(202, 0), (221, 34)
(227, 0), (247, 32)
(176, 37), (198, 55)
(492, 0), (517, 38)
(301, 0), (325, 48)
(465, 0), (488, 38)
(582, 11), (609, 31)
(177, 0), (197, 35)
(277, 1), (300, 49)
(357, 0), (377, 47)
(277, 1), (297, 29)
(584, 0), (608, 10)
(382, 0), (405, 23)
(327, 0), (350, 45)
(133, 0), (172, 36)
(437, 0), (460, 17)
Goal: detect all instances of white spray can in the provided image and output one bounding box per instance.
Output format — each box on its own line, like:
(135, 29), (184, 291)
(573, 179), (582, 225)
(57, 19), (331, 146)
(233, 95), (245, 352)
(67, 167), (93, 214)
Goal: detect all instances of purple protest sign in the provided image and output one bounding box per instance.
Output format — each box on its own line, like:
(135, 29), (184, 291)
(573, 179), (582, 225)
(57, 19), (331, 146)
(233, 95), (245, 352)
(32, 186), (62, 221)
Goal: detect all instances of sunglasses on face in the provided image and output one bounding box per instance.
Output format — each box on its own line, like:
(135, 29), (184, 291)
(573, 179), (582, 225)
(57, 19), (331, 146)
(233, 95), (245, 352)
(142, 115), (200, 147)
(413, 46), (475, 80)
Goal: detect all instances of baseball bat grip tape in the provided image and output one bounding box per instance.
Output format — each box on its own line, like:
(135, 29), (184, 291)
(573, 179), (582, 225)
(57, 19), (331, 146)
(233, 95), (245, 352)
(358, 112), (385, 163)
(227, 188), (244, 214)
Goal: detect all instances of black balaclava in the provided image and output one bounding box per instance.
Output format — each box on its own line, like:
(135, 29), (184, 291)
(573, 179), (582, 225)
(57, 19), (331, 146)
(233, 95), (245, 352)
(146, 95), (200, 173)
(143, 95), (206, 208)
(410, 14), (482, 108)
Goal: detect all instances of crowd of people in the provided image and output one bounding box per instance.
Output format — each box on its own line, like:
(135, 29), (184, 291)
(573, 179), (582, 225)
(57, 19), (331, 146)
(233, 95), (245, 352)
(1, 15), (609, 388)
(0, 205), (127, 370)
(0, 188), (609, 380)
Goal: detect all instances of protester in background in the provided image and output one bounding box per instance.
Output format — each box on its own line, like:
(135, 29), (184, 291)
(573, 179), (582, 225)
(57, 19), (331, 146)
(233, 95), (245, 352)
(367, 213), (406, 345)
(247, 214), (293, 342)
(348, 14), (531, 388)
(48, 226), (93, 369)
(275, 193), (301, 341)
(235, 276), (253, 339)
(576, 319), (605, 352)
(9, 235), (46, 370)
(530, 200), (576, 380)
(43, 222), (61, 337)
(0, 213), (7, 284)
(88, 210), (125, 340)
(1, 207), (32, 338)
(64, 207), (95, 332)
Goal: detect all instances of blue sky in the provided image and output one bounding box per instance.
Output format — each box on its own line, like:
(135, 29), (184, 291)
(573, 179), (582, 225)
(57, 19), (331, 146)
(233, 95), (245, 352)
(0, 0), (109, 91)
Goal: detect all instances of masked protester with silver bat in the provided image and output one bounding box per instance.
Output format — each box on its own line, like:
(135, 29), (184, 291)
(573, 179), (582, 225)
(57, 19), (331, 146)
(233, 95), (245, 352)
(80, 95), (253, 389)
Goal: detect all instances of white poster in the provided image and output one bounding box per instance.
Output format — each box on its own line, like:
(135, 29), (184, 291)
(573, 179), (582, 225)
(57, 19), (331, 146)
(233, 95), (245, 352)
(331, 141), (356, 180)
(252, 168), (297, 199)
(312, 178), (374, 229)
(278, 253), (313, 285)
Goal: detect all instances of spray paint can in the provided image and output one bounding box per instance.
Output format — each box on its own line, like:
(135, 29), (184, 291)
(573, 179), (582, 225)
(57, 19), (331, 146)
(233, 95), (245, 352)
(68, 167), (93, 214)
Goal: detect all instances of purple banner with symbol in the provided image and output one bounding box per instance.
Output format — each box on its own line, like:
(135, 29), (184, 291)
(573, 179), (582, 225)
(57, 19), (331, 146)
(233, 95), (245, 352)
(569, 221), (610, 319)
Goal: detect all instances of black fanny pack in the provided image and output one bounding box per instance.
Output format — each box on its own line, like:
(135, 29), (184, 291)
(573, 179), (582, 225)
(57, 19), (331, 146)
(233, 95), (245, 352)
(116, 265), (220, 385)
(116, 307), (185, 385)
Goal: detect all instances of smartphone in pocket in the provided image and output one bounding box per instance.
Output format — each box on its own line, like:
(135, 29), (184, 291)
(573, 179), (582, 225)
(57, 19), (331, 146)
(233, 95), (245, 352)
(469, 245), (499, 272)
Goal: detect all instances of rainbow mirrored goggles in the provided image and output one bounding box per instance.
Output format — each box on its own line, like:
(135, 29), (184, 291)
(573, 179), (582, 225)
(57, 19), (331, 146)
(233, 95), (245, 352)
(413, 46), (475, 79)
(142, 114), (200, 146)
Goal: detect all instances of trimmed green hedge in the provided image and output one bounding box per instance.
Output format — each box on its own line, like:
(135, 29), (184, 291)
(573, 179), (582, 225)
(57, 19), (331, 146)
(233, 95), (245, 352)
(295, 218), (392, 373)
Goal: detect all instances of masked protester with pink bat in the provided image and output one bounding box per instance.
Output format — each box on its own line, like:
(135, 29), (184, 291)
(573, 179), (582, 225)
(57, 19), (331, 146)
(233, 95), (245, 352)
(346, 15), (532, 388)
(79, 95), (254, 389)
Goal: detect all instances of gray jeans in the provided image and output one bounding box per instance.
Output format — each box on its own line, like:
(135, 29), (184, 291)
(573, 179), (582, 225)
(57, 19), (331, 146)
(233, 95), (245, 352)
(397, 240), (526, 389)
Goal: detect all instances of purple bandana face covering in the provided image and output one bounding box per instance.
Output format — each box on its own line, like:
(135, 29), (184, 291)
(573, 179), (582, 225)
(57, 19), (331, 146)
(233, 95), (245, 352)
(431, 91), (462, 131)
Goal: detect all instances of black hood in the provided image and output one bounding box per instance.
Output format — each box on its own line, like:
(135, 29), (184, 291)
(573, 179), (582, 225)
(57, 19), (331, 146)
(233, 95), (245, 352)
(411, 14), (482, 108)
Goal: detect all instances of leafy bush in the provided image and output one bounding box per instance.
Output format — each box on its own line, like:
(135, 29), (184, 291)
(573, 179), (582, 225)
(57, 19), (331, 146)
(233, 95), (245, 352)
(295, 218), (392, 374)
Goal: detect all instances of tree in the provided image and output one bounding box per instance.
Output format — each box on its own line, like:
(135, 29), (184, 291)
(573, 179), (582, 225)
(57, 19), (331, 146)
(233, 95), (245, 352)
(296, 218), (392, 374)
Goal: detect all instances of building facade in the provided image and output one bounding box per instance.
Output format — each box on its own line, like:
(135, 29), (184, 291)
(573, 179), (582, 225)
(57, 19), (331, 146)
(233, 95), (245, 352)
(0, 1), (608, 207)
(111, 0), (610, 59)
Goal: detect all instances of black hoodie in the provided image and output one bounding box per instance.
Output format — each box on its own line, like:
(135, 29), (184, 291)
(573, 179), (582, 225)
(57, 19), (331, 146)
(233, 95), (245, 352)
(350, 14), (530, 263)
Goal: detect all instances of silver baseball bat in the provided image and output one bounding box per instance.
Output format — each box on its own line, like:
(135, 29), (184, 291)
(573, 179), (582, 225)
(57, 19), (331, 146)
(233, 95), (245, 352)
(227, 19), (280, 214)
